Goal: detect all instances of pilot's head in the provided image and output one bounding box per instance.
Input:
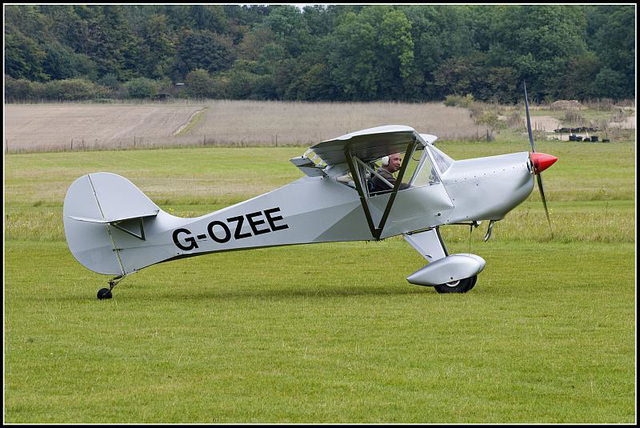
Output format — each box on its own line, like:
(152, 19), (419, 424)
(383, 153), (403, 173)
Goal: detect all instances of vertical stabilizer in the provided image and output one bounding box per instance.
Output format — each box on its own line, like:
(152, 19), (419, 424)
(63, 173), (160, 275)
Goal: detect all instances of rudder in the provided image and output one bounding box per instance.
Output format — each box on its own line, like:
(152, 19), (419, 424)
(63, 172), (160, 275)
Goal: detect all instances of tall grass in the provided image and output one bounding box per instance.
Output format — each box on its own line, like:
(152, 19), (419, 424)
(4, 103), (203, 153)
(5, 101), (490, 153)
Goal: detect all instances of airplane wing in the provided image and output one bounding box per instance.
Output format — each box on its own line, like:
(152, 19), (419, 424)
(310, 125), (419, 166)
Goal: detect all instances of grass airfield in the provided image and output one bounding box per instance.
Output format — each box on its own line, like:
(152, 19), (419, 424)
(4, 139), (635, 423)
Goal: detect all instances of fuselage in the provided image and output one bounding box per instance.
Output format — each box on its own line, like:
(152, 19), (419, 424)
(440, 151), (534, 223)
(63, 138), (547, 277)
(140, 146), (536, 271)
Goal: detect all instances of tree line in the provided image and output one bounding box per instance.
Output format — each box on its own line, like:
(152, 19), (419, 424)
(4, 5), (635, 103)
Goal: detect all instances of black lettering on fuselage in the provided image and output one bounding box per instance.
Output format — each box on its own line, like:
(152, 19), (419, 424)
(246, 211), (271, 235)
(227, 215), (252, 239)
(264, 207), (289, 231)
(173, 207), (289, 250)
(173, 228), (198, 251)
(207, 220), (231, 243)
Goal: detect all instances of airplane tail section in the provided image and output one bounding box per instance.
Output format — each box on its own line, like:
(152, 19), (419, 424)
(63, 172), (162, 275)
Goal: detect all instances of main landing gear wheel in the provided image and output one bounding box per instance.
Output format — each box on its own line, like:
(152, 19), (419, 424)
(434, 275), (477, 294)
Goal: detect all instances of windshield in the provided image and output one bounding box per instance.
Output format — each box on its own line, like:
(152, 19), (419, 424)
(409, 145), (441, 187)
(429, 145), (453, 175)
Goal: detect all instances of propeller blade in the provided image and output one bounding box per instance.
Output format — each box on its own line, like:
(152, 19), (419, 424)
(524, 81), (553, 238)
(524, 81), (536, 153)
(536, 172), (553, 237)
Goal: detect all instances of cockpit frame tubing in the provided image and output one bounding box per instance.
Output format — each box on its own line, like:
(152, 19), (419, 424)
(344, 148), (377, 239)
(375, 139), (417, 239)
(354, 156), (393, 196)
(344, 137), (420, 240)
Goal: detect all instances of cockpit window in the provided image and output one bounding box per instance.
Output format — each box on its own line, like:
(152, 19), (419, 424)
(429, 145), (453, 174)
(410, 145), (441, 187)
(367, 146), (423, 195)
(336, 142), (443, 195)
(403, 146), (423, 181)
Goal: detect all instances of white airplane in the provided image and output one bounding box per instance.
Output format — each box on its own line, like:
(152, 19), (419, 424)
(64, 85), (557, 299)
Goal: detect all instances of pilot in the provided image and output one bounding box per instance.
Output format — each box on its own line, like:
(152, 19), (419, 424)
(370, 153), (409, 193)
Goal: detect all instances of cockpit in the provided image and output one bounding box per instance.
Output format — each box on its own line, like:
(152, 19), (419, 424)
(290, 126), (454, 199)
(333, 139), (453, 197)
(289, 126), (457, 240)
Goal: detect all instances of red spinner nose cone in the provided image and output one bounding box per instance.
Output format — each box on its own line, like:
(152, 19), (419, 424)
(531, 153), (558, 174)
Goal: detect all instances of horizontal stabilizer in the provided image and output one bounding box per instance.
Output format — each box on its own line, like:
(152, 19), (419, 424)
(290, 155), (327, 177)
(69, 211), (159, 224)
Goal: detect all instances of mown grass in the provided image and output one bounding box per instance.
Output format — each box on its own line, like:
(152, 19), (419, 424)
(5, 240), (635, 423)
(4, 138), (636, 423)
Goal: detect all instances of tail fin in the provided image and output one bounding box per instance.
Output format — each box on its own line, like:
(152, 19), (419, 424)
(63, 173), (161, 275)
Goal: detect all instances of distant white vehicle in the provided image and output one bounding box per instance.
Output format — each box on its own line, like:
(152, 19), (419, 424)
(64, 84), (557, 299)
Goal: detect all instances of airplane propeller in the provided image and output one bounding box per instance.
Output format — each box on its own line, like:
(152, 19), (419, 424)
(524, 81), (557, 237)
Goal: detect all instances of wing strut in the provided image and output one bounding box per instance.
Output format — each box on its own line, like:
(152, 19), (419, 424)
(345, 148), (377, 238)
(375, 140), (416, 239)
(344, 137), (419, 240)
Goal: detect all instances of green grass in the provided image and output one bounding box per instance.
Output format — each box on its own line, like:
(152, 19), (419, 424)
(4, 139), (636, 423)
(5, 141), (635, 243)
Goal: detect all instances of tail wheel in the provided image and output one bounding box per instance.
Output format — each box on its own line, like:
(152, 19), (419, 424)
(97, 288), (113, 299)
(434, 275), (477, 294)
(96, 275), (124, 300)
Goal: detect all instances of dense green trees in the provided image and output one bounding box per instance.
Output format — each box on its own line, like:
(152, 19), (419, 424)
(4, 5), (635, 102)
